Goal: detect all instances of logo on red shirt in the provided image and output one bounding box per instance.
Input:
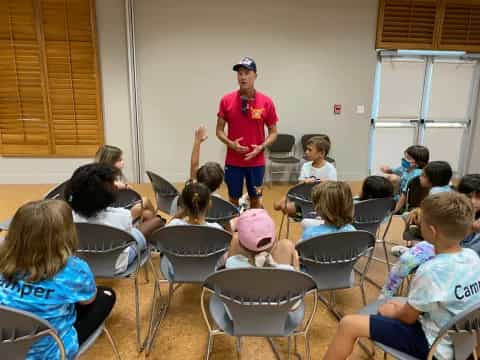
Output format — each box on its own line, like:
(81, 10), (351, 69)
(250, 107), (264, 120)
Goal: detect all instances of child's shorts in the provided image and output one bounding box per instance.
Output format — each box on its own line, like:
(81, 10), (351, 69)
(370, 315), (430, 359)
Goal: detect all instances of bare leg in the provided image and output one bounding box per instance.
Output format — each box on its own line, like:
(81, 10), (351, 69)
(323, 315), (370, 360)
(137, 217), (164, 237)
(274, 196), (287, 211)
(249, 197), (263, 209)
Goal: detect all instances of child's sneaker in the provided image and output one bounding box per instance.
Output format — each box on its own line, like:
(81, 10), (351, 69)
(390, 245), (408, 257)
(238, 193), (250, 213)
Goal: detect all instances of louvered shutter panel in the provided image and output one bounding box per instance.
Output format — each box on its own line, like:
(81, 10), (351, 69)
(438, 0), (480, 51)
(376, 0), (441, 49)
(0, 0), (51, 155)
(42, 0), (103, 156)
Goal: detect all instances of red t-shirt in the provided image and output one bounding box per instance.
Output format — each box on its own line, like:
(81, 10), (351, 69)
(217, 90), (278, 167)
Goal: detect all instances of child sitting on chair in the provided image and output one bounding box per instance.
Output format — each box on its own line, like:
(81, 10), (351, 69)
(273, 136), (336, 220)
(67, 163), (164, 274)
(167, 181), (222, 229)
(225, 209), (299, 270)
(95, 144), (156, 220)
(380, 173), (480, 299)
(357, 175), (394, 201)
(170, 126), (225, 215)
(300, 181), (355, 241)
(324, 192), (480, 360)
(380, 145), (429, 213)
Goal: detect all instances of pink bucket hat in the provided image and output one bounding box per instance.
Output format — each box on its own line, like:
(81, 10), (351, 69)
(234, 209), (276, 252)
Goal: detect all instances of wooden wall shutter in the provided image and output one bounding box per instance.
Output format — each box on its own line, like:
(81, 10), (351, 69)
(0, 0), (103, 157)
(376, 0), (441, 50)
(438, 0), (480, 51)
(41, 0), (103, 156)
(0, 0), (51, 155)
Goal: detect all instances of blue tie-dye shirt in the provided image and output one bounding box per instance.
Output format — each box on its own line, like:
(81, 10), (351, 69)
(408, 248), (480, 360)
(0, 257), (96, 359)
(300, 223), (356, 242)
(393, 166), (423, 194)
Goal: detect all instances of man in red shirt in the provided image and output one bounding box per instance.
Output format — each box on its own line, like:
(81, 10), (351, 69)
(216, 57), (278, 208)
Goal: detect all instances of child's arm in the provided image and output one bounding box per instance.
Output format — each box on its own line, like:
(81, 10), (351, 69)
(190, 126), (208, 180)
(379, 301), (421, 325)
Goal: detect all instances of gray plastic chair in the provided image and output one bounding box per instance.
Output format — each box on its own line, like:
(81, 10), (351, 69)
(206, 196), (240, 229)
(145, 225), (231, 355)
(75, 222), (150, 352)
(359, 297), (480, 360)
(296, 230), (376, 318)
(267, 134), (301, 184)
(279, 181), (319, 238)
(353, 197), (396, 277)
(112, 188), (143, 210)
(201, 268), (318, 360)
(0, 305), (120, 360)
(43, 180), (70, 200)
(146, 170), (179, 214)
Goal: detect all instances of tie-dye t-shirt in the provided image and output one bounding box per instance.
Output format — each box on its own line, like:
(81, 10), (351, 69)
(408, 248), (480, 360)
(393, 166), (423, 194)
(0, 257), (96, 359)
(300, 223), (356, 242)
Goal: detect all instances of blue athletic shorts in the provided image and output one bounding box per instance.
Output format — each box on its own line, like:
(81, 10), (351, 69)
(224, 165), (265, 200)
(370, 315), (430, 359)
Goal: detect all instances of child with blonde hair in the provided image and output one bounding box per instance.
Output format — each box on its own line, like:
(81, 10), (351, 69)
(0, 200), (116, 359)
(300, 181), (355, 242)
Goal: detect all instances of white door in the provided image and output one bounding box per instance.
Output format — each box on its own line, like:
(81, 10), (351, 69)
(369, 53), (479, 176)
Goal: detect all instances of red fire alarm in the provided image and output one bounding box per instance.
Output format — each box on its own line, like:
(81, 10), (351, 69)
(334, 104), (342, 115)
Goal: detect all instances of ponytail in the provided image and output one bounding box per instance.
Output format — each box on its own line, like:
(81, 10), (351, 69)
(180, 182), (210, 220)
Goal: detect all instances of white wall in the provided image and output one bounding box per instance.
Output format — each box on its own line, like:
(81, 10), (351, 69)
(134, 0), (378, 181)
(0, 0), (133, 184)
(468, 89), (480, 173)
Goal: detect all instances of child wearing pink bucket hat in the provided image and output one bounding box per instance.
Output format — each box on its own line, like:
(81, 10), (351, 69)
(225, 209), (299, 270)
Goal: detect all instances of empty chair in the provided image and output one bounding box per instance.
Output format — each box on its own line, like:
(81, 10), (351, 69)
(201, 268), (317, 359)
(145, 225), (231, 355)
(206, 196), (240, 228)
(146, 170), (179, 214)
(279, 181), (319, 238)
(267, 134), (301, 184)
(359, 298), (480, 360)
(43, 180), (70, 200)
(75, 222), (150, 352)
(0, 304), (119, 360)
(300, 133), (336, 165)
(353, 197), (396, 275)
(296, 231), (376, 318)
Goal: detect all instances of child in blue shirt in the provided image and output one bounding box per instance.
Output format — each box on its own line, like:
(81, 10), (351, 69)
(300, 181), (355, 242)
(380, 145), (429, 213)
(0, 200), (116, 360)
(324, 192), (480, 360)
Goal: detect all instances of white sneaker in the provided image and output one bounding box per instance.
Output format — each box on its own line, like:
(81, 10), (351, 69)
(238, 193), (250, 213)
(390, 245), (408, 257)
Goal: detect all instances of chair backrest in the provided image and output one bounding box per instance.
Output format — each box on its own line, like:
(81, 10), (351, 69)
(286, 182), (319, 218)
(206, 196), (240, 226)
(295, 231), (375, 290)
(204, 268), (316, 336)
(406, 176), (429, 210)
(148, 225), (231, 283)
(268, 134), (295, 154)
(43, 180), (70, 200)
(0, 305), (65, 360)
(75, 223), (136, 277)
(353, 197), (396, 235)
(431, 301), (480, 360)
(146, 171), (179, 214)
(112, 188), (142, 209)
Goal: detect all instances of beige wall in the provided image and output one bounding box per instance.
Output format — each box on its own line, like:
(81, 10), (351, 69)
(0, 0), (133, 184)
(468, 89), (480, 173)
(135, 0), (378, 181)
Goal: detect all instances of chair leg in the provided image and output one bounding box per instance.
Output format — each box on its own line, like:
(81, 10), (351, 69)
(381, 239), (391, 272)
(205, 334), (214, 360)
(267, 337), (282, 359)
(286, 217), (291, 238)
(360, 284), (367, 307)
(145, 281), (173, 356)
(145, 279), (161, 356)
(287, 336), (291, 360)
(305, 334), (311, 360)
(133, 275), (143, 352)
(143, 262), (150, 283)
(236, 336), (242, 359)
(278, 213), (285, 239)
(103, 326), (121, 360)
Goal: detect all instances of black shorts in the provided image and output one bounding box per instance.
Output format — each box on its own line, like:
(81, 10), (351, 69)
(370, 315), (430, 359)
